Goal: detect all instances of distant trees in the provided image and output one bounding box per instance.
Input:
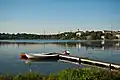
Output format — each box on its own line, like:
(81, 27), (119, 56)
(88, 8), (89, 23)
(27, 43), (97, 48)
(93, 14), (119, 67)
(0, 31), (119, 40)
(90, 31), (103, 40)
(76, 31), (103, 40)
(0, 33), (59, 40)
(104, 33), (113, 39)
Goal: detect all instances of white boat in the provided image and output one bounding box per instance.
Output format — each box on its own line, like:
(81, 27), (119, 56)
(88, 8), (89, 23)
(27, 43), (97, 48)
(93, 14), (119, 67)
(20, 53), (59, 60)
(20, 50), (70, 60)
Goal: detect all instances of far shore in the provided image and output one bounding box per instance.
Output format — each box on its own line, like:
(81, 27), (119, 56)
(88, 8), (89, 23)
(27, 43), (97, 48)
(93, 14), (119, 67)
(0, 39), (120, 41)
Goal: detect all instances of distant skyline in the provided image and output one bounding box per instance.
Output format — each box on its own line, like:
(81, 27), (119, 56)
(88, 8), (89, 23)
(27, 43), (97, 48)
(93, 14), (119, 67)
(0, 0), (120, 34)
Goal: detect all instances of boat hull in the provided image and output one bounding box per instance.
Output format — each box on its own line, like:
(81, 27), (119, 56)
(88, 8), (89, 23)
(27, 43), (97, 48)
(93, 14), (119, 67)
(21, 53), (59, 60)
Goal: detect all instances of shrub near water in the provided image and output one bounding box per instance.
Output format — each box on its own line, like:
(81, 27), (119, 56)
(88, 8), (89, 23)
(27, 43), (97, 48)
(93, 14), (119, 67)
(0, 68), (120, 80)
(12, 72), (43, 80)
(58, 68), (120, 80)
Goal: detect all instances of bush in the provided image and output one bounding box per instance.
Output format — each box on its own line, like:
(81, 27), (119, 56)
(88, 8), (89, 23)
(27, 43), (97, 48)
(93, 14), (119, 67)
(12, 72), (43, 80)
(47, 73), (58, 80)
(58, 68), (120, 80)
(1, 68), (120, 80)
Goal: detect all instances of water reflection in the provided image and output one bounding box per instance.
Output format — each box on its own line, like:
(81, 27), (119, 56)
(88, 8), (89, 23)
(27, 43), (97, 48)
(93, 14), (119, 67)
(22, 59), (59, 73)
(24, 59), (58, 63)
(22, 58), (83, 72)
(22, 59), (104, 71)
(1, 40), (120, 50)
(55, 41), (120, 50)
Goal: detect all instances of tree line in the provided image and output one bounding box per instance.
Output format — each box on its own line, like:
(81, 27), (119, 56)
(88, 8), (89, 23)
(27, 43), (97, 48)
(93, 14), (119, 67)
(0, 31), (119, 40)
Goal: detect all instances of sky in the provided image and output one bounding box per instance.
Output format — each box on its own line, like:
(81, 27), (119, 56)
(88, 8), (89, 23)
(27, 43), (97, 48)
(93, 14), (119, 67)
(0, 0), (120, 34)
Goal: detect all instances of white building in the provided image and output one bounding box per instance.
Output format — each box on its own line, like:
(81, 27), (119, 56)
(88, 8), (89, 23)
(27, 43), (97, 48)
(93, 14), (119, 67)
(101, 36), (105, 39)
(65, 34), (68, 36)
(76, 32), (81, 36)
(116, 34), (120, 39)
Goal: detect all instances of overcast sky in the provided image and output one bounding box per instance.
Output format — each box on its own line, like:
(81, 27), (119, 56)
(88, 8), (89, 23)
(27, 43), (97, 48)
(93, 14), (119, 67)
(0, 0), (120, 34)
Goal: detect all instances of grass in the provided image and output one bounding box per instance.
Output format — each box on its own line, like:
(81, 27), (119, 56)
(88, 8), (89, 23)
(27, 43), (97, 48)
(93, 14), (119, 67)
(0, 68), (120, 80)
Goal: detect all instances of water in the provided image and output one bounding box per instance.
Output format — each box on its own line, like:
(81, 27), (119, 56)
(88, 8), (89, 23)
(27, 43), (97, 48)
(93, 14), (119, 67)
(0, 40), (120, 74)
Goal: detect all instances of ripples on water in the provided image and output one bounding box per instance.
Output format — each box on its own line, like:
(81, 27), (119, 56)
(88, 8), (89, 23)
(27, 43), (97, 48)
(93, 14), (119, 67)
(0, 40), (120, 74)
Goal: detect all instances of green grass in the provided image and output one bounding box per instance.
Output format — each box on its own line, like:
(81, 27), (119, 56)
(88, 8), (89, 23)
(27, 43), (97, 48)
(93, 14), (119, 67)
(0, 68), (120, 80)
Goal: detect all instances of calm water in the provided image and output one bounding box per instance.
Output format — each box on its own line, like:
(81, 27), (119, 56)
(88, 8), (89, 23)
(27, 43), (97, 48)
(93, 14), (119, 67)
(0, 40), (120, 74)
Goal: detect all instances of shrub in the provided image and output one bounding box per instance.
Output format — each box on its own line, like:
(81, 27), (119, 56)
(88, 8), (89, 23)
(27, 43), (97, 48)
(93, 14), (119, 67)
(1, 68), (120, 80)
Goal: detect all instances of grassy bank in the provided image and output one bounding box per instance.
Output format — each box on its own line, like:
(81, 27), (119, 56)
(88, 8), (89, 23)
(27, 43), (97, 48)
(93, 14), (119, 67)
(0, 68), (120, 80)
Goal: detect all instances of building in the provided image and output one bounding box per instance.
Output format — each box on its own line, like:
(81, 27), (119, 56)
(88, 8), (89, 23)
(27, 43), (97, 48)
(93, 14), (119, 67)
(101, 36), (105, 39)
(116, 34), (120, 39)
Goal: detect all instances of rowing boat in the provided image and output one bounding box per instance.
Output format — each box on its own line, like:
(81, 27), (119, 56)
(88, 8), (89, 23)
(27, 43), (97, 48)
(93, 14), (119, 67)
(20, 53), (59, 60)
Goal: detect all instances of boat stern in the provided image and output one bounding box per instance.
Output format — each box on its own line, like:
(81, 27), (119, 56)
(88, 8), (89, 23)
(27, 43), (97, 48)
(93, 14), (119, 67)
(20, 53), (28, 59)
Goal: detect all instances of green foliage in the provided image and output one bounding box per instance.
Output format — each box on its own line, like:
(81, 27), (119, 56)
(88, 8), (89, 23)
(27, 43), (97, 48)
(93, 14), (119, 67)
(47, 73), (58, 80)
(0, 76), (6, 80)
(104, 33), (115, 40)
(58, 68), (120, 80)
(58, 68), (82, 80)
(0, 68), (120, 80)
(89, 31), (103, 40)
(12, 72), (43, 80)
(0, 74), (11, 80)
